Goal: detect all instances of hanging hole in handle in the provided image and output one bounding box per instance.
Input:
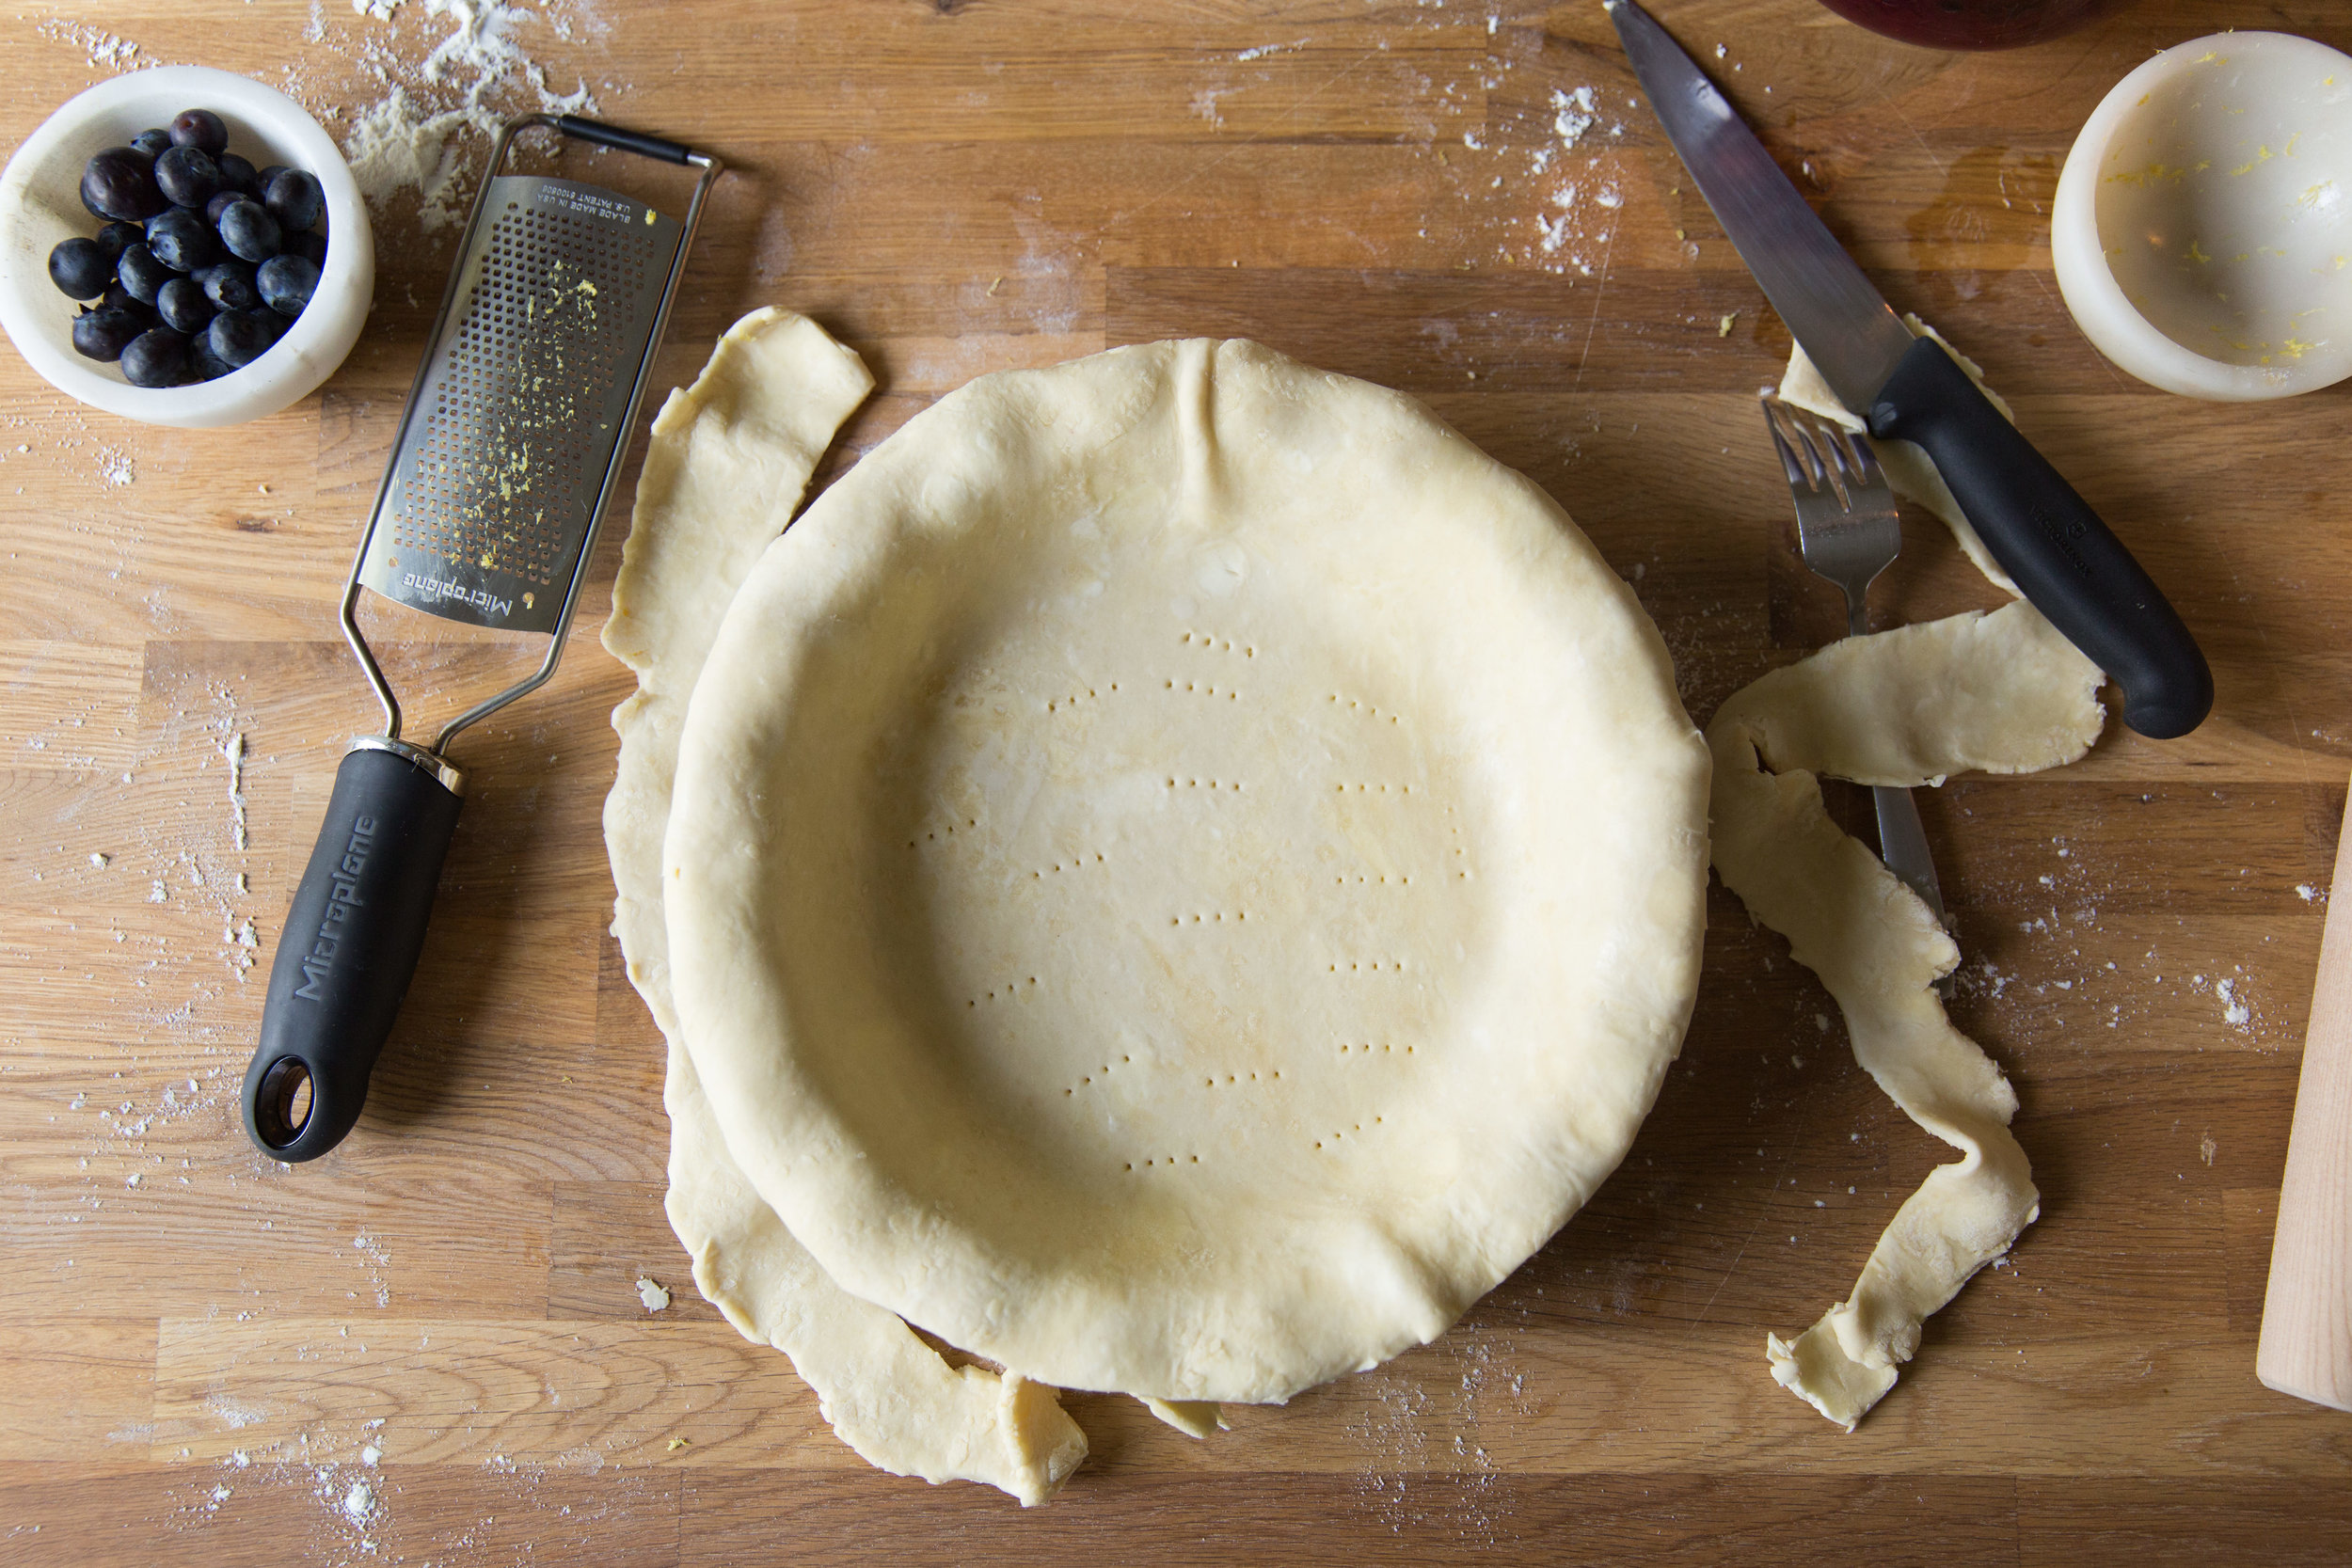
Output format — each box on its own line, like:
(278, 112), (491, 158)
(253, 1056), (315, 1148)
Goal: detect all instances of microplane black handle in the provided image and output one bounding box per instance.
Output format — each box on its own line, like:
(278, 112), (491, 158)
(553, 114), (694, 166)
(1867, 335), (2213, 740)
(242, 747), (463, 1163)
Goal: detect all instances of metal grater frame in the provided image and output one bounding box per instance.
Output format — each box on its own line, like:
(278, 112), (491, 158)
(338, 114), (721, 764)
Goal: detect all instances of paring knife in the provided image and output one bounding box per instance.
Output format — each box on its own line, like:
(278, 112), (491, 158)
(1606, 0), (2213, 739)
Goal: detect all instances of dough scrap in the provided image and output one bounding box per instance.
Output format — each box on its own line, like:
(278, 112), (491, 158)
(601, 307), (1086, 1505)
(665, 338), (1712, 1407)
(1710, 556), (2106, 1419)
(1144, 1398), (1231, 1439)
(1780, 314), (2022, 598)
(1749, 315), (2116, 1425)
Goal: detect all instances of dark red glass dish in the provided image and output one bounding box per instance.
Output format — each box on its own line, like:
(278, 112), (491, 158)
(1814, 0), (2130, 50)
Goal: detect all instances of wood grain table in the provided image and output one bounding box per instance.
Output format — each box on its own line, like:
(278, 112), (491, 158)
(5, 1), (2351, 1561)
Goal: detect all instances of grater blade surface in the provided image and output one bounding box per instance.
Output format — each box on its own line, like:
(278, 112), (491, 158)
(358, 174), (681, 635)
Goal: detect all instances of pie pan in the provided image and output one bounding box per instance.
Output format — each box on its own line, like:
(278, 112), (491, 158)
(663, 339), (1710, 1404)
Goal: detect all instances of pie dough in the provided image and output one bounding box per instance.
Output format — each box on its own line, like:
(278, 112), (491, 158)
(1709, 329), (2109, 1427)
(603, 308), (1087, 1503)
(663, 338), (1712, 1406)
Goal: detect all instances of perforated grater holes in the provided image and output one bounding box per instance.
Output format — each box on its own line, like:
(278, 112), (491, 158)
(373, 180), (678, 610)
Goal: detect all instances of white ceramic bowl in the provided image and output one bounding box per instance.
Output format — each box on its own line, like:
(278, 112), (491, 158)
(2053, 32), (2352, 402)
(0, 65), (373, 428)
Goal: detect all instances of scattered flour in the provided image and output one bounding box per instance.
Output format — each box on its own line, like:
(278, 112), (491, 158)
(1346, 1331), (1526, 1544)
(1520, 87), (1627, 275)
(1549, 85), (1598, 149)
(223, 732), (248, 854)
(352, 1234), (393, 1308)
(36, 19), (141, 70)
(342, 0), (602, 230)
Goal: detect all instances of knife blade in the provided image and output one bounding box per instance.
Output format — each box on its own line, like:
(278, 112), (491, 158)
(1606, 0), (2213, 740)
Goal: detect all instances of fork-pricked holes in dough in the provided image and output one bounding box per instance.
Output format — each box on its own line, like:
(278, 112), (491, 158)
(970, 974), (1044, 1007)
(1062, 1051), (1150, 1098)
(1030, 853), (1108, 879)
(908, 816), (982, 850)
(1327, 691), (1402, 724)
(1179, 629), (1254, 657)
(1126, 1153), (1205, 1171)
(1312, 1117), (1384, 1152)
(1044, 685), (1106, 714)
(1073, 1063), (1286, 1101)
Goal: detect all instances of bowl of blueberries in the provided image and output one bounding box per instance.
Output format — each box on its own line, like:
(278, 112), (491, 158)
(0, 65), (373, 427)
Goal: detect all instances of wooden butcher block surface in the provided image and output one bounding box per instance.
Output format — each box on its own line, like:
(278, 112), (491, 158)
(2, 1), (2350, 1562)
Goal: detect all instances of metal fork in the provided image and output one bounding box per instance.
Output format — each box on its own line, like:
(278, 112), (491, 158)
(1761, 396), (1948, 928)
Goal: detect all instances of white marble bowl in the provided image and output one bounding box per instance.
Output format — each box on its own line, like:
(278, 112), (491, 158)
(0, 65), (374, 427)
(2053, 31), (2352, 401)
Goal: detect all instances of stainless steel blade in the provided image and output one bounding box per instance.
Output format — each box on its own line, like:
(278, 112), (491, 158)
(1607, 0), (1915, 413)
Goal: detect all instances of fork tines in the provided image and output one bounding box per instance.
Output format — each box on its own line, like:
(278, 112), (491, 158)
(1762, 396), (1884, 512)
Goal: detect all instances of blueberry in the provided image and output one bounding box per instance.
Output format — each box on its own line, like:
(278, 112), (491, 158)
(215, 198), (280, 262)
(145, 206), (216, 273)
(168, 109), (228, 155)
(130, 128), (172, 158)
(257, 252), (320, 318)
(156, 276), (215, 334)
(215, 150), (260, 197)
(256, 165), (290, 192)
(94, 219), (143, 260)
(71, 306), (147, 362)
(47, 237), (112, 299)
(154, 145), (222, 209)
(189, 333), (235, 382)
(80, 147), (167, 221)
(101, 282), (151, 319)
(207, 309), (277, 368)
(121, 327), (191, 388)
(262, 168), (325, 233)
(116, 243), (171, 304)
(205, 190), (242, 227)
(197, 260), (260, 312)
(285, 228), (329, 267)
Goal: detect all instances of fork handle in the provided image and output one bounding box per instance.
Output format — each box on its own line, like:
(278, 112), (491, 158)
(1842, 596), (1950, 925)
(1872, 784), (1947, 926)
(1867, 335), (2212, 740)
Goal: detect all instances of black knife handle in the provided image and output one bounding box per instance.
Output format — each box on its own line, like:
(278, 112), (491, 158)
(242, 745), (464, 1163)
(1867, 336), (2212, 740)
